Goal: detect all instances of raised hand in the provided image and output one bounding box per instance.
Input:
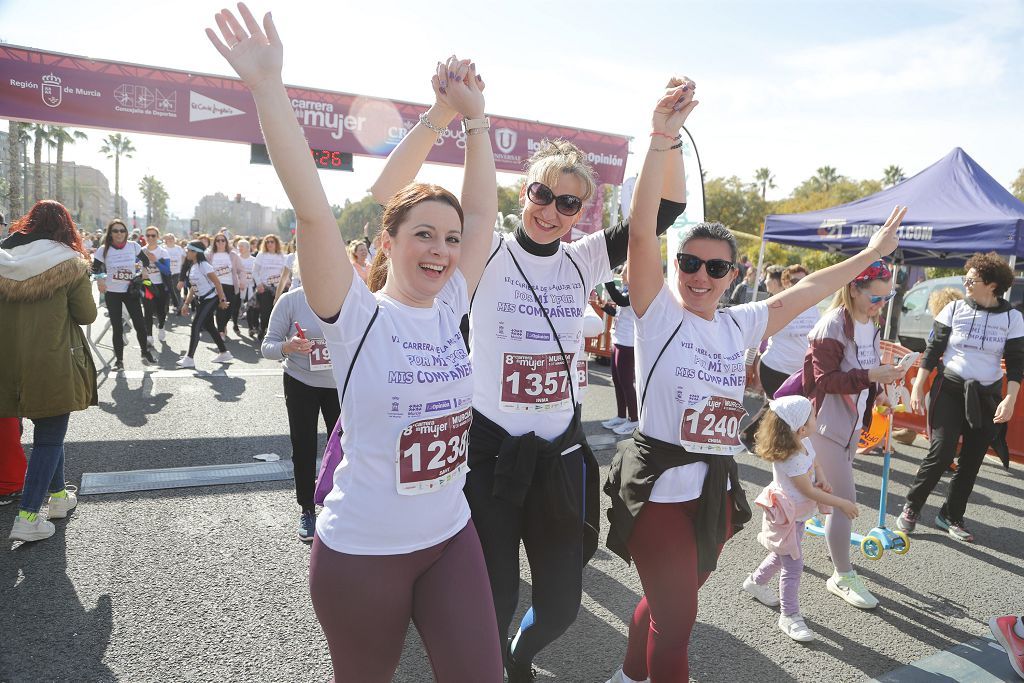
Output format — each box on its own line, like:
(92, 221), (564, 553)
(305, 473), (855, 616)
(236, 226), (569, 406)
(432, 56), (485, 120)
(206, 3), (283, 91)
(867, 205), (907, 260)
(652, 76), (698, 135)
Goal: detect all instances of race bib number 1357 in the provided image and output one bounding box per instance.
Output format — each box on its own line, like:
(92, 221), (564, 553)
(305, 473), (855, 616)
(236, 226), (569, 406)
(500, 352), (572, 413)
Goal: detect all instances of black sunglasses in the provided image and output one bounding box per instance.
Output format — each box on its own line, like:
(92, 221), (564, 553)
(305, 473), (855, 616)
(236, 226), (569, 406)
(111, 228), (128, 234)
(676, 253), (735, 279)
(527, 182), (583, 216)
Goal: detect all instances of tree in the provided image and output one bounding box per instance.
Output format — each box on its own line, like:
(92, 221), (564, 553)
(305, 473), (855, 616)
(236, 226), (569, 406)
(335, 195), (383, 243)
(1012, 168), (1024, 203)
(882, 165), (905, 188)
(99, 133), (136, 216)
(137, 175), (169, 228)
(754, 168), (775, 200)
(30, 124), (53, 203)
(812, 166), (841, 192)
(5, 121), (23, 218)
(51, 126), (88, 204)
(703, 175), (767, 236)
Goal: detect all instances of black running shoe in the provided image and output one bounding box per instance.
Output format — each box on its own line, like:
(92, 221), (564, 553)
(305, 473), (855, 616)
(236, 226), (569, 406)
(298, 510), (316, 543)
(141, 350), (156, 364)
(505, 639), (536, 683)
(114, 359), (124, 371)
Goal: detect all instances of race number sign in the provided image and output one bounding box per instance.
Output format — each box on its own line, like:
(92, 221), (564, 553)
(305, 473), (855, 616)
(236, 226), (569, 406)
(680, 396), (746, 454)
(308, 338), (332, 371)
(576, 359), (588, 389)
(395, 407), (472, 495)
(500, 352), (572, 412)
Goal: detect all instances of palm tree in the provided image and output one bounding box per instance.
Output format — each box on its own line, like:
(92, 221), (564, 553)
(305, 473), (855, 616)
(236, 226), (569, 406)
(754, 168), (776, 200)
(52, 127), (88, 204)
(814, 166), (840, 192)
(882, 165), (905, 188)
(138, 175), (169, 227)
(5, 121), (24, 218)
(99, 133), (136, 217)
(30, 124), (54, 203)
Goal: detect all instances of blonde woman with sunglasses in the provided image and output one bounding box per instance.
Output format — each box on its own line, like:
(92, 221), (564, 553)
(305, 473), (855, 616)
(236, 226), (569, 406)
(251, 233), (285, 340)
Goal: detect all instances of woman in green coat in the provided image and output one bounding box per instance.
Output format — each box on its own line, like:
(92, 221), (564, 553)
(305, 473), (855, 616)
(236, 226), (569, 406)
(0, 200), (97, 543)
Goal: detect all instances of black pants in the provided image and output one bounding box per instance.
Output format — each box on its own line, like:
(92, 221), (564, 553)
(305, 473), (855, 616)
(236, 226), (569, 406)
(187, 296), (227, 357)
(906, 380), (998, 523)
(105, 290), (147, 361)
(741, 360), (793, 446)
(245, 295), (260, 332)
(464, 448), (586, 668)
(167, 274), (182, 311)
(142, 284), (168, 338)
(283, 373), (340, 511)
(215, 284), (237, 333)
(256, 288), (276, 339)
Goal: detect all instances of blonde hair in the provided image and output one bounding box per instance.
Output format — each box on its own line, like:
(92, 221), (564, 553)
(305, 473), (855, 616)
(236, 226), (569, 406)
(524, 139), (597, 203)
(754, 409), (803, 463)
(828, 275), (893, 322)
(929, 287), (963, 316)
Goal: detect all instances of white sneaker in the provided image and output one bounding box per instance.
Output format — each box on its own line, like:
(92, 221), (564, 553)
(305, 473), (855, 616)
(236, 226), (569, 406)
(602, 416), (628, 430)
(46, 486), (78, 519)
(176, 355), (196, 368)
(742, 573), (780, 607)
(212, 351), (234, 363)
(605, 668), (650, 683)
(158, 328), (166, 342)
(826, 570), (879, 609)
(778, 613), (815, 642)
(147, 336), (154, 348)
(613, 420), (640, 435)
(9, 515), (56, 542)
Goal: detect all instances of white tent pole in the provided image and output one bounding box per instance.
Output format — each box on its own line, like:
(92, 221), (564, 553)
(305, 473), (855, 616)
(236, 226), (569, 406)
(1009, 255), (1017, 272)
(750, 225), (768, 304)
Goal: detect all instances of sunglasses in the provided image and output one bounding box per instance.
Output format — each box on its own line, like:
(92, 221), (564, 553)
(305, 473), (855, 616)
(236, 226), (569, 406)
(111, 228), (127, 234)
(526, 182), (583, 217)
(867, 291), (897, 304)
(676, 253), (735, 279)
(963, 276), (979, 287)
(146, 233), (159, 238)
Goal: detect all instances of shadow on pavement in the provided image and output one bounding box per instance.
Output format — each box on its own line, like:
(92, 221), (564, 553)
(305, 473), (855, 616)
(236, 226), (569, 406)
(690, 622), (800, 682)
(1, 523), (115, 681)
(97, 373), (174, 428)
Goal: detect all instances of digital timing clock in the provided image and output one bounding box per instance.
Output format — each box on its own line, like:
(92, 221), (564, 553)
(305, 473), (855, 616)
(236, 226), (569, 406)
(250, 143), (353, 172)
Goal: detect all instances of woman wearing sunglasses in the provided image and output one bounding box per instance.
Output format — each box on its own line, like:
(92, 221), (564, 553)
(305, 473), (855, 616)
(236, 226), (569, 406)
(898, 253), (1023, 543)
(141, 227), (172, 346)
(92, 219), (156, 369)
(251, 234), (286, 341)
(208, 232), (245, 337)
(603, 79), (907, 681)
(371, 67), (688, 677)
(208, 8), (504, 680)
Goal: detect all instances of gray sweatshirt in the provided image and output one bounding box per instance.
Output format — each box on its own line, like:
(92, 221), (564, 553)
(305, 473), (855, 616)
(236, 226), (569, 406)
(260, 287), (339, 389)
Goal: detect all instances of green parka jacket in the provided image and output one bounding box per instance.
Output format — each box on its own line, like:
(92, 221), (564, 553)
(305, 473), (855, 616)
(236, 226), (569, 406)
(0, 233), (98, 418)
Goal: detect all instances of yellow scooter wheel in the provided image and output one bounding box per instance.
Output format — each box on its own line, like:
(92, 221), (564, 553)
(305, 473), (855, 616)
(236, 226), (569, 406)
(861, 535), (884, 560)
(892, 530), (910, 555)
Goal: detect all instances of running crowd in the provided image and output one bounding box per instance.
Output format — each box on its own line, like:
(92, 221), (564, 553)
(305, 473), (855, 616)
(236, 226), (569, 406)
(2, 3), (1023, 681)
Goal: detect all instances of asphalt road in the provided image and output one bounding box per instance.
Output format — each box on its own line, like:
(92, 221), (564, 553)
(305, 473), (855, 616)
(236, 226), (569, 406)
(2, 311), (1023, 682)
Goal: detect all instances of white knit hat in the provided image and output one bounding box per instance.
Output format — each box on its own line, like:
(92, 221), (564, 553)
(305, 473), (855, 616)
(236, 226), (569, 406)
(767, 395), (813, 432)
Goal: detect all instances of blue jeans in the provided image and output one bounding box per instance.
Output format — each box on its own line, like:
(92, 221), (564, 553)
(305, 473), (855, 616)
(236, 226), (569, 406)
(20, 413), (71, 514)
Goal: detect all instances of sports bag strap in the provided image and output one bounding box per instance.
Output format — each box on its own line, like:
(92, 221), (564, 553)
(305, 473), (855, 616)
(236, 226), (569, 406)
(340, 306), (380, 404)
(639, 319), (684, 421)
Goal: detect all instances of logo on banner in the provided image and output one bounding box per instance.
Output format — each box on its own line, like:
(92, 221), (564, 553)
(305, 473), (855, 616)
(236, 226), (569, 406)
(115, 84), (178, 117)
(817, 219), (845, 239)
(189, 91), (246, 123)
(494, 128), (517, 154)
(41, 73), (62, 108)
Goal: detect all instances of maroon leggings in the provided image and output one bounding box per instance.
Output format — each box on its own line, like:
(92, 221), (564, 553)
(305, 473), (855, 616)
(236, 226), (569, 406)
(611, 344), (638, 422)
(309, 521), (503, 682)
(623, 498), (732, 683)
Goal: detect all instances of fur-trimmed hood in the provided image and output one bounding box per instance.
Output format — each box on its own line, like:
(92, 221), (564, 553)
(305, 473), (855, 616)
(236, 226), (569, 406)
(0, 239), (89, 303)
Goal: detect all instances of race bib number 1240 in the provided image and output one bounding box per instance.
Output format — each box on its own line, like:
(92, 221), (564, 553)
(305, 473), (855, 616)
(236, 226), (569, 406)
(680, 396), (746, 455)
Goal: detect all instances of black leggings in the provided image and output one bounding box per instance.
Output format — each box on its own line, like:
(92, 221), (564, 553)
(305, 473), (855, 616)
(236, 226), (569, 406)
(166, 274), (182, 311)
(215, 284), (238, 332)
(906, 379), (998, 523)
(256, 288), (275, 338)
(283, 373), (340, 511)
(187, 296), (226, 357)
(142, 284), (168, 337)
(464, 446), (587, 670)
(105, 290), (147, 361)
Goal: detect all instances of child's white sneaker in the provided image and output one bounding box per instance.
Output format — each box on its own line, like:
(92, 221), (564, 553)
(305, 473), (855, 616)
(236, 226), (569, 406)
(605, 668), (650, 683)
(779, 613), (815, 642)
(742, 573), (780, 607)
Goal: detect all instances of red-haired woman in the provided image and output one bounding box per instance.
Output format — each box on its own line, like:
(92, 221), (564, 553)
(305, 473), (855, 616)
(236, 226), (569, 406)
(0, 200), (97, 542)
(208, 6), (503, 679)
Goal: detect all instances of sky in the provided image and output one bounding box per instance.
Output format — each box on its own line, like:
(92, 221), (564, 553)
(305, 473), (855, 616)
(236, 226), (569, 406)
(1, 0), (1022, 222)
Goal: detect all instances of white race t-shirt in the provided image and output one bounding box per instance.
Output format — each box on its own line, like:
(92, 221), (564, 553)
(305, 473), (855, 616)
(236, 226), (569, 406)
(238, 255), (255, 294)
(937, 299), (1024, 384)
(772, 438), (817, 521)
(253, 252), (286, 288)
(636, 285), (769, 502)
(165, 245), (184, 277)
(188, 261), (217, 300)
(761, 304), (820, 375)
(94, 242), (143, 294)
(142, 246), (168, 285)
(853, 320), (880, 420)
(210, 252), (235, 287)
(469, 231), (612, 441)
(315, 271), (473, 555)
(611, 305), (637, 347)
(285, 252), (302, 289)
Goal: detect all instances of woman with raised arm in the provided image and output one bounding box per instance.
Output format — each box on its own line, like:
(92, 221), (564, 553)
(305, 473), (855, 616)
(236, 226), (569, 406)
(207, 6), (501, 681)
(603, 81), (906, 682)
(370, 68), (689, 680)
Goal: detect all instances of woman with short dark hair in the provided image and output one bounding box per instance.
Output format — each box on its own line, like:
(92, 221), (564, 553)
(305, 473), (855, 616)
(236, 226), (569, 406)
(92, 219), (155, 369)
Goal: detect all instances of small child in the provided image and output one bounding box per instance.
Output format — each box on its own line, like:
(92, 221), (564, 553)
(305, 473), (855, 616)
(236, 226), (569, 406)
(741, 395), (859, 642)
